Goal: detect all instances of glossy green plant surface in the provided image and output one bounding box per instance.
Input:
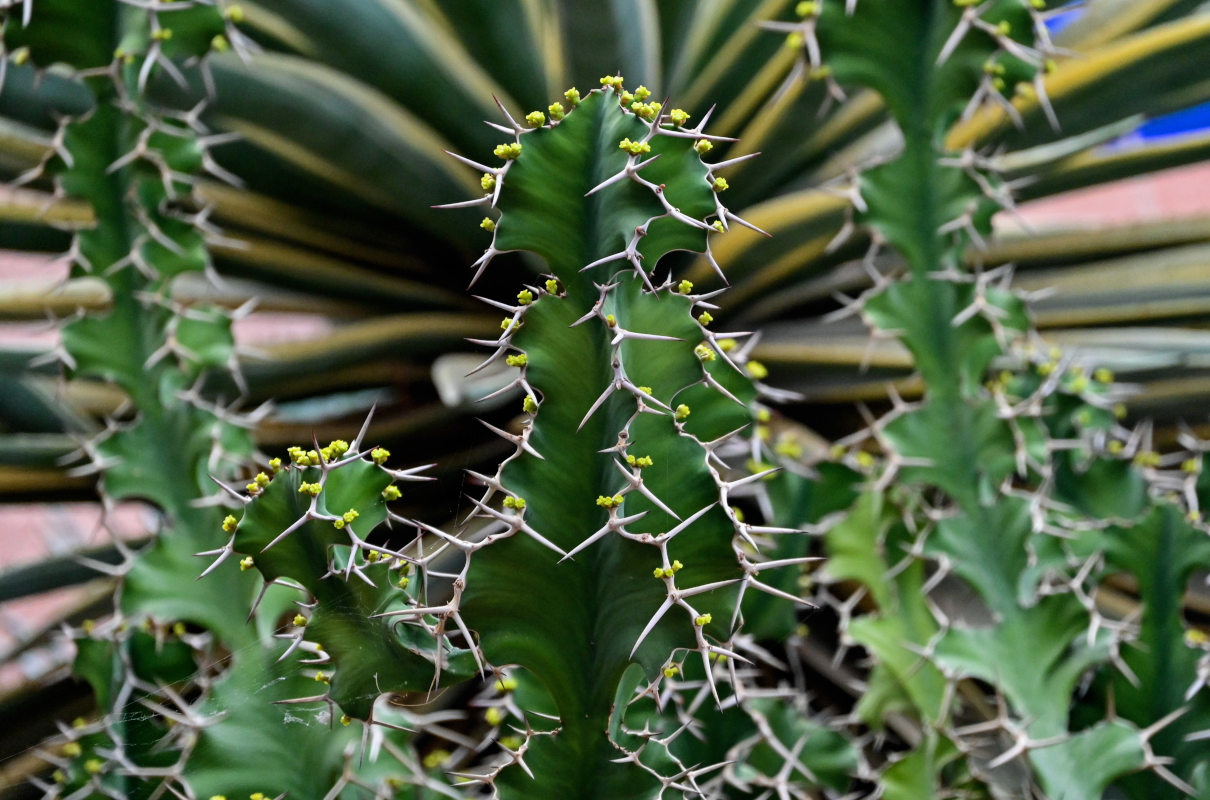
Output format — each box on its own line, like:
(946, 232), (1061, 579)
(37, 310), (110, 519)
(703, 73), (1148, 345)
(5, 2), (1210, 800)
(752, 2), (1210, 797)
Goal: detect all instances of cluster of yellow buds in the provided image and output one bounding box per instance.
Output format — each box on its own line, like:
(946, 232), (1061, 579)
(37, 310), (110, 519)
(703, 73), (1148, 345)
(626, 454), (654, 468)
(493, 142), (523, 159)
(333, 508), (359, 530)
(506, 353), (528, 367)
(631, 101), (661, 121)
(596, 493), (625, 508)
(382, 484), (402, 501)
(245, 472), (271, 495)
(774, 435), (803, 459)
(503, 495), (527, 510)
(287, 445), (319, 466)
(1134, 451), (1162, 469)
(618, 137), (651, 155)
(652, 560), (683, 579)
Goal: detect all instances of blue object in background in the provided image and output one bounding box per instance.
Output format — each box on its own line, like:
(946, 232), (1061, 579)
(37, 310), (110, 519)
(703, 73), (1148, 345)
(1137, 101), (1210, 140)
(1046, 5), (1210, 141)
(1045, 7), (1080, 34)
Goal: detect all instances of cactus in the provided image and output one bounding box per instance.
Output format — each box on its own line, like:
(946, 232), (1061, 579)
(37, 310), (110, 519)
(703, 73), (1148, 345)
(7, 3), (1210, 800)
(215, 79), (832, 798)
(750, 2), (1210, 797)
(4, 6), (439, 800)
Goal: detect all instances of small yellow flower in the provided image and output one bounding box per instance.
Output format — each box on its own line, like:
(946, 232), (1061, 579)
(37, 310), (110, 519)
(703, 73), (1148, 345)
(423, 749), (450, 769)
(619, 137), (651, 155)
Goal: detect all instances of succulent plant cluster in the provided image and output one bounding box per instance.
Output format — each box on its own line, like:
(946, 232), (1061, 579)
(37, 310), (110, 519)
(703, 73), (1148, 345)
(4, 1), (1210, 800)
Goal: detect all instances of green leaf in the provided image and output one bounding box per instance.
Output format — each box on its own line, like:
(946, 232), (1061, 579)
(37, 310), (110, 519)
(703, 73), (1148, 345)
(232, 457), (472, 719)
(1102, 505), (1210, 797)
